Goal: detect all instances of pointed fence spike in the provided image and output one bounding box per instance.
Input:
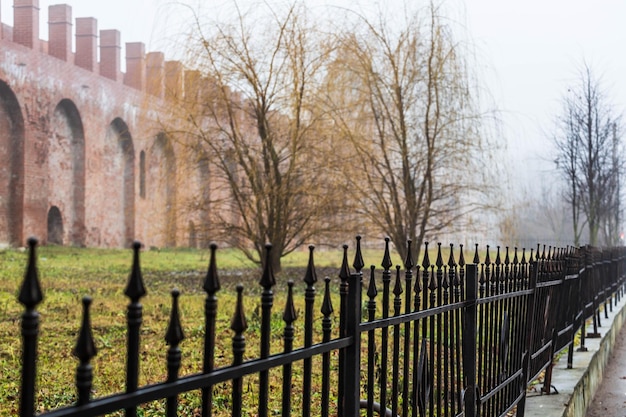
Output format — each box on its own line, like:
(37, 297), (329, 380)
(473, 243), (480, 264)
(422, 241), (431, 269)
(485, 245), (491, 266)
(547, 246), (552, 262)
(495, 246), (501, 265)
(448, 243), (456, 268)
(367, 265), (378, 299)
(404, 240), (414, 270)
(19, 237), (43, 309)
(513, 247), (519, 265)
(459, 244), (465, 267)
(521, 248), (527, 264)
(353, 236), (365, 273)
(283, 281), (298, 324)
(124, 241), (146, 301)
(73, 296), (97, 362)
(303, 245), (317, 286)
(382, 237), (393, 270)
(231, 285), (247, 333)
(393, 265), (403, 296)
(321, 277), (334, 316)
(165, 289), (185, 346)
(436, 243), (444, 268)
(339, 244), (351, 281)
(203, 243), (221, 294)
(428, 265), (437, 291)
(259, 244), (276, 289)
(414, 266), (422, 292)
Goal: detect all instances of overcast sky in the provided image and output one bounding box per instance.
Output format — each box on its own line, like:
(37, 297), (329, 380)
(2, 0), (626, 184)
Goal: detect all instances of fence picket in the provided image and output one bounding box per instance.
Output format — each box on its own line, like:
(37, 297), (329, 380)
(123, 241), (146, 417)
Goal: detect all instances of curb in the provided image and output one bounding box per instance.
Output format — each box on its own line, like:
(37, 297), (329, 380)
(523, 293), (626, 417)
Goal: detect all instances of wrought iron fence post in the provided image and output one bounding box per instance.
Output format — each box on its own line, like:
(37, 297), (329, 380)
(258, 244), (276, 417)
(202, 243), (220, 417)
(343, 272), (362, 417)
(19, 238), (43, 417)
(302, 245), (317, 417)
(462, 264), (478, 417)
(165, 289), (185, 417)
(124, 242), (146, 417)
(338, 244), (351, 417)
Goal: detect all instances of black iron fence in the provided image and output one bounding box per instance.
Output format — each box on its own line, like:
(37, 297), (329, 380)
(14, 237), (626, 417)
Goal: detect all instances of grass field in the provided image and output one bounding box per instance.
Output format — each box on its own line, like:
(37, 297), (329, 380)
(0, 243), (410, 415)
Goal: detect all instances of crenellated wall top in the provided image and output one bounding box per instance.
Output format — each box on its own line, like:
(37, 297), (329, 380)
(2, 0), (186, 98)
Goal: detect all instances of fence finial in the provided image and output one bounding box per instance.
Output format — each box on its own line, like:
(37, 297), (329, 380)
(448, 244), (456, 268)
(422, 241), (431, 270)
(382, 237), (393, 270)
(405, 240), (414, 270)
(203, 243), (220, 294)
(165, 289), (185, 347)
(231, 285), (247, 333)
(124, 241), (146, 301)
(19, 237), (43, 308)
(73, 296), (97, 406)
(260, 244), (276, 289)
(367, 265), (378, 299)
(353, 236), (365, 273)
(321, 277), (334, 316)
(436, 243), (444, 268)
(283, 281), (297, 324)
(73, 296), (97, 361)
(304, 245), (317, 286)
(458, 244), (465, 267)
(393, 265), (403, 296)
(340, 244), (351, 281)
(473, 243), (480, 264)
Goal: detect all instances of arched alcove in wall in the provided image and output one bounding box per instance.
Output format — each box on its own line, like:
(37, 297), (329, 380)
(149, 132), (177, 246)
(104, 118), (135, 247)
(0, 80), (25, 246)
(188, 220), (196, 248)
(49, 99), (85, 246)
(47, 206), (63, 245)
(195, 149), (211, 248)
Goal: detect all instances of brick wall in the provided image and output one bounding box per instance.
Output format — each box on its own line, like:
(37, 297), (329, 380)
(0, 0), (214, 248)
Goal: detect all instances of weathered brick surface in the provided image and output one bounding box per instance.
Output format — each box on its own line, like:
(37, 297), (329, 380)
(0, 1), (201, 248)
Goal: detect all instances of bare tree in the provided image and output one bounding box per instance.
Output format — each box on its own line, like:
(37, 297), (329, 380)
(553, 63), (623, 246)
(175, 2), (342, 271)
(323, 2), (494, 261)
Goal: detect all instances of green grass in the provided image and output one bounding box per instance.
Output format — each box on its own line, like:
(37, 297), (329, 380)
(0, 245), (356, 416)
(0, 242), (441, 416)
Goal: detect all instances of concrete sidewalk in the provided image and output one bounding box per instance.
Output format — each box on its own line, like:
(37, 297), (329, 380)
(524, 292), (626, 417)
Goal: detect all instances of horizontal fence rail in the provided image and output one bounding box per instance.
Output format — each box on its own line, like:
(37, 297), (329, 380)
(13, 237), (626, 417)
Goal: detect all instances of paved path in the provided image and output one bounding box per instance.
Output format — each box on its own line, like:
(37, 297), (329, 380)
(586, 322), (626, 416)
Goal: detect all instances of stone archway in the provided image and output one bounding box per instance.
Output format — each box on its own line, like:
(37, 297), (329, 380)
(0, 80), (25, 246)
(103, 118), (135, 247)
(47, 206), (63, 245)
(49, 99), (85, 246)
(188, 220), (197, 248)
(149, 132), (177, 246)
